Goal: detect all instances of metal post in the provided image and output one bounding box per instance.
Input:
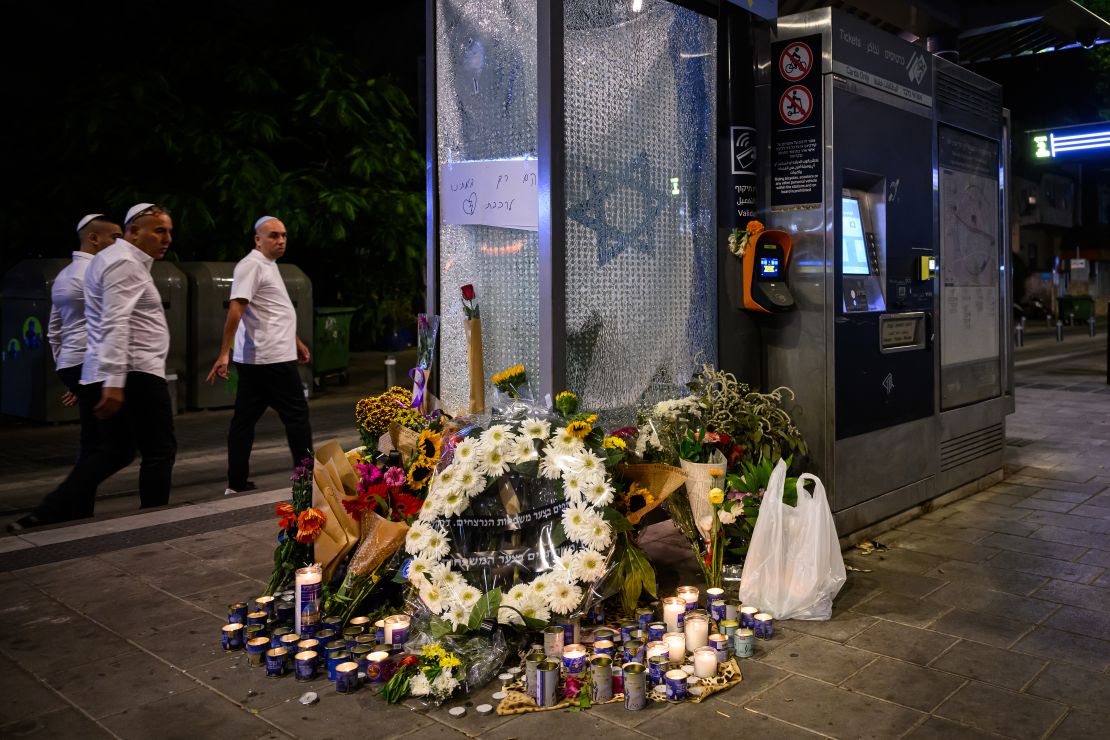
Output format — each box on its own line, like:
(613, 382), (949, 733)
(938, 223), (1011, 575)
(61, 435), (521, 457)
(1069, 312), (1076, 327)
(385, 355), (397, 390)
(1056, 319), (1064, 342)
(1015, 323), (1023, 347)
(1089, 316), (1096, 338)
(1046, 313), (1054, 329)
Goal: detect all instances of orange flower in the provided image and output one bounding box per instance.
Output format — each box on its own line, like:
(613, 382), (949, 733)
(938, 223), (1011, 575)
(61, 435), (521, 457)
(275, 502), (296, 529)
(708, 469), (724, 478)
(746, 220), (765, 240)
(294, 508), (327, 544)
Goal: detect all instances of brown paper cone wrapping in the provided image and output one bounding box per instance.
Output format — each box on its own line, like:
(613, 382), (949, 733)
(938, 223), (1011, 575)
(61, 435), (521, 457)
(347, 510), (410, 577)
(621, 463), (688, 526)
(465, 318), (485, 414)
(311, 440), (361, 582)
(387, 423), (420, 467)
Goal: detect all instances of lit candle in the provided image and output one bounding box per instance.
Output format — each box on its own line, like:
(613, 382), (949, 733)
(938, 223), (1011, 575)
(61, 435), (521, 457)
(383, 615), (411, 645)
(374, 619), (385, 643)
(753, 613), (774, 640)
(705, 587), (724, 605)
(293, 563), (324, 634)
(733, 628), (754, 657)
(693, 646), (717, 678)
(645, 641), (668, 660)
(663, 631), (686, 664)
(335, 661), (360, 693)
(255, 595), (275, 617)
(562, 643), (587, 674)
(684, 614), (709, 651)
(364, 650), (389, 683)
(592, 639), (614, 656)
(740, 606), (759, 629)
(706, 587), (725, 622)
(662, 597), (686, 632)
(676, 586), (699, 611)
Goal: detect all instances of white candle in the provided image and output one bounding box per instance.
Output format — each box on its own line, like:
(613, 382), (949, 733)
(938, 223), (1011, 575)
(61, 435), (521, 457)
(693, 646), (717, 678)
(684, 614), (709, 651)
(293, 564), (322, 635)
(383, 615), (411, 645)
(663, 631), (686, 663)
(676, 586), (699, 611)
(662, 597), (685, 632)
(705, 587), (724, 603)
(645, 640), (668, 659)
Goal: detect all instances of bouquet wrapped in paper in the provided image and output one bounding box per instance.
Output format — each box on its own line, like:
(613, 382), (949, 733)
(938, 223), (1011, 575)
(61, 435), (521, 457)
(461, 284), (485, 415)
(410, 313), (439, 414)
(311, 440), (361, 582)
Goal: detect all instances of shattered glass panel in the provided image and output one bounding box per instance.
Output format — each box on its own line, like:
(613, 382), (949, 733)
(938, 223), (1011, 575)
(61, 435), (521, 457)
(563, 0), (717, 420)
(436, 0), (540, 413)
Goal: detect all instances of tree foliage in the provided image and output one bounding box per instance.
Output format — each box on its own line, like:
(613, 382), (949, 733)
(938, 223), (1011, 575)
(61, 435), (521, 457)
(3, 7), (425, 346)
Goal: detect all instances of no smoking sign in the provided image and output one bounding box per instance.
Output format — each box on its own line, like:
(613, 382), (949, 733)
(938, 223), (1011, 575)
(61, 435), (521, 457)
(779, 41), (813, 81)
(779, 85), (813, 125)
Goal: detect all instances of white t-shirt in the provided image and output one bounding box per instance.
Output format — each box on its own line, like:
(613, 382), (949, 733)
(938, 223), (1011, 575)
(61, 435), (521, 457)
(230, 249), (297, 364)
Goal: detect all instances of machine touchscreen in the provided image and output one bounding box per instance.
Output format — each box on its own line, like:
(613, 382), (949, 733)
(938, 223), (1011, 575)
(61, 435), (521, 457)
(842, 196), (870, 275)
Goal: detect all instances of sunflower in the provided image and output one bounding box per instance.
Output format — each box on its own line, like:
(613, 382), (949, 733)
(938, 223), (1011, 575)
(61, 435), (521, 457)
(407, 458), (436, 490)
(602, 436), (627, 450)
(415, 429), (443, 463)
(622, 482), (655, 513)
(566, 420), (592, 439)
(555, 390), (579, 415)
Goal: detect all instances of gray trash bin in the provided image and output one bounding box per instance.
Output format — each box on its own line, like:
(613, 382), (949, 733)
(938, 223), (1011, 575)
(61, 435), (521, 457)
(152, 262), (188, 415)
(1, 259), (76, 422)
(178, 261), (314, 409)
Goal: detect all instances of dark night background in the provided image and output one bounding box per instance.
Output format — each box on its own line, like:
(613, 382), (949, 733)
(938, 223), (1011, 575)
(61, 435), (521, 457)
(3, 1), (1109, 337)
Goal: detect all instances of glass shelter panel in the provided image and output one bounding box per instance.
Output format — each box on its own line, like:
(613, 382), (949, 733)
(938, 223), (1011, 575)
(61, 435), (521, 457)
(435, 0), (540, 412)
(562, 0), (718, 417)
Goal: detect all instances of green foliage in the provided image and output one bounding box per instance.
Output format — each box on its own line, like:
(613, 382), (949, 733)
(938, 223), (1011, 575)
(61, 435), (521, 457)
(607, 531), (658, 615)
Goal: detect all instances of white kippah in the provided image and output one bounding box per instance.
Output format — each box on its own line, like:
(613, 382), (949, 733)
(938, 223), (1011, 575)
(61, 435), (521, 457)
(124, 202), (156, 225)
(76, 213), (105, 232)
(254, 215), (278, 231)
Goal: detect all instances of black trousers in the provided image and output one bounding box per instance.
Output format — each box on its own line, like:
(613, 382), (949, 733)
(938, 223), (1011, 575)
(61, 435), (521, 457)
(33, 372), (177, 521)
(227, 361), (313, 489)
(56, 364), (97, 467)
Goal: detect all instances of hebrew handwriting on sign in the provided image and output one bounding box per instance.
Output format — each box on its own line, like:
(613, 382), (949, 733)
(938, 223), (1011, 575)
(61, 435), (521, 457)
(438, 159), (539, 231)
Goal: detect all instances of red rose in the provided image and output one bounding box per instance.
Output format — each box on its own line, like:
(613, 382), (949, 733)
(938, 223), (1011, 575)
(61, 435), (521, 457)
(461, 284), (475, 301)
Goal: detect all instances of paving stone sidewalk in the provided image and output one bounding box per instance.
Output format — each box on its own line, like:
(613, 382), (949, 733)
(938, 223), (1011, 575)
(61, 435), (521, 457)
(1, 348), (1108, 739)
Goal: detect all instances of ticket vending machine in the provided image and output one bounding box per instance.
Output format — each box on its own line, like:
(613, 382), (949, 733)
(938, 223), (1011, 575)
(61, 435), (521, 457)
(756, 9), (1009, 533)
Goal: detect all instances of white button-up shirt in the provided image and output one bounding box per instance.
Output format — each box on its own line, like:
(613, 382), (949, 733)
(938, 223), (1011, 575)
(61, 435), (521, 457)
(48, 251), (94, 369)
(81, 239), (170, 388)
(230, 249), (297, 364)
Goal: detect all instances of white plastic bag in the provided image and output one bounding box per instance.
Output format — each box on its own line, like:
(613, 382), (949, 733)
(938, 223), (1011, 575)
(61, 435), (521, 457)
(737, 459), (846, 620)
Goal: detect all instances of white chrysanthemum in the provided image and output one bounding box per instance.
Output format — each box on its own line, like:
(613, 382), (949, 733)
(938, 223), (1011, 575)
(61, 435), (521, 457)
(437, 568), (463, 592)
(572, 549), (608, 582)
(553, 428), (585, 454)
(409, 672), (431, 696)
(432, 670), (458, 697)
(583, 518), (613, 550)
(440, 487), (469, 517)
(453, 437), (479, 464)
(549, 581), (583, 615)
(561, 501), (593, 542)
(509, 435), (538, 464)
(455, 466), (486, 497)
(538, 448), (563, 479)
(484, 447), (510, 477)
(420, 584), (444, 613)
(497, 598), (524, 625)
(571, 450), (606, 477)
(423, 529), (451, 559)
(452, 583), (482, 611)
(408, 555), (436, 583)
(561, 472), (586, 501)
(427, 562), (451, 583)
(521, 418), (551, 439)
(480, 424), (513, 452)
(517, 599), (551, 624)
(405, 521), (436, 553)
(719, 509), (737, 525)
(431, 467), (456, 490)
(529, 572), (560, 600)
(444, 603), (469, 631)
(506, 583), (531, 602)
(583, 480), (615, 507)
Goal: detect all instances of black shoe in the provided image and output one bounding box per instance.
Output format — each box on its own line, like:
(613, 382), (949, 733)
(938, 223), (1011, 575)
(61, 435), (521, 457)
(224, 481), (259, 496)
(7, 514), (46, 533)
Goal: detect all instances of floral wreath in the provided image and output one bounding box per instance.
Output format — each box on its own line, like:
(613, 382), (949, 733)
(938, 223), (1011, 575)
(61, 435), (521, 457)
(404, 414), (614, 631)
(727, 219), (765, 260)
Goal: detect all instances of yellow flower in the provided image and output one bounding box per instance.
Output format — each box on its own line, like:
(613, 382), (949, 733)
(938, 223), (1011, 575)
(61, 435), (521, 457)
(585, 414), (598, 424)
(708, 469), (724, 478)
(566, 420), (592, 439)
(407, 458), (436, 490)
(708, 487), (725, 505)
(602, 436), (627, 450)
(555, 390), (579, 415)
(422, 643), (446, 659)
(440, 654), (461, 669)
(416, 429), (443, 462)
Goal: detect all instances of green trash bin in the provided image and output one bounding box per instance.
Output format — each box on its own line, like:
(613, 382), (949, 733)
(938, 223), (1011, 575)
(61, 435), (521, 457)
(313, 307), (357, 384)
(1058, 295), (1094, 324)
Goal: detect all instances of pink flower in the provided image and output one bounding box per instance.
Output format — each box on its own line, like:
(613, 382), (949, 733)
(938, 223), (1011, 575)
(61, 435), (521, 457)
(384, 466), (407, 489)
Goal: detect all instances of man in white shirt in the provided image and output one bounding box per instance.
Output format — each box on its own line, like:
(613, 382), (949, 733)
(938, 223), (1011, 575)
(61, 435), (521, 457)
(207, 215), (312, 495)
(47, 213), (122, 467)
(10, 203), (178, 531)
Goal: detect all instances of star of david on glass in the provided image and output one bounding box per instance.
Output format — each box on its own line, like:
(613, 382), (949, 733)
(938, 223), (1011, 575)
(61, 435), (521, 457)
(568, 151), (664, 266)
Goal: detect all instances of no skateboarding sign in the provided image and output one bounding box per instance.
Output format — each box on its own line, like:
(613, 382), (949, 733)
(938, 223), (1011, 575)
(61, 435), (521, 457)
(779, 85), (813, 125)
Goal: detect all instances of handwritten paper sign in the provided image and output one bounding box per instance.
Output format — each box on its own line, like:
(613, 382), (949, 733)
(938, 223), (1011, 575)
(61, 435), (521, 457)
(439, 158), (538, 231)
